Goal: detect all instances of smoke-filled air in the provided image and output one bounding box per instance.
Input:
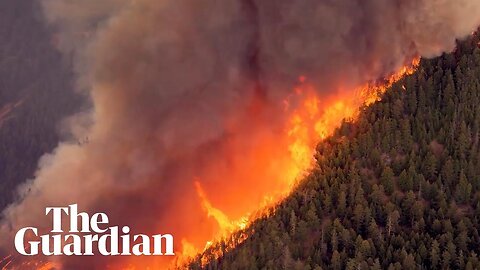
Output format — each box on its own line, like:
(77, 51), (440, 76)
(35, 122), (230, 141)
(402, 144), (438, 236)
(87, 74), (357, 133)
(1, 0), (480, 269)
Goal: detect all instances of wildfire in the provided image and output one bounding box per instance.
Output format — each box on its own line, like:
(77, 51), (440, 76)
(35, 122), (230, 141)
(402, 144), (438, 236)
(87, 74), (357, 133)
(1, 58), (420, 270)
(181, 57), (421, 268)
(0, 255), (57, 270)
(194, 181), (249, 235)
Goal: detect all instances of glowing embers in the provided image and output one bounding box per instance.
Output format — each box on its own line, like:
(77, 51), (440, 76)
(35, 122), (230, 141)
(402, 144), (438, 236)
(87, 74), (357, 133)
(0, 255), (55, 270)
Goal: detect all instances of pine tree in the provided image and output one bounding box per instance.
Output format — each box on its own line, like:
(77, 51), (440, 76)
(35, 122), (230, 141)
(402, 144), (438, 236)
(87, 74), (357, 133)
(455, 171), (472, 203)
(381, 166), (395, 195)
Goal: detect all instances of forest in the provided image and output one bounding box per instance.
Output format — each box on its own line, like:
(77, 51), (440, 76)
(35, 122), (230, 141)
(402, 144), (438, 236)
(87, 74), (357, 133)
(0, 0), (82, 210)
(186, 33), (480, 270)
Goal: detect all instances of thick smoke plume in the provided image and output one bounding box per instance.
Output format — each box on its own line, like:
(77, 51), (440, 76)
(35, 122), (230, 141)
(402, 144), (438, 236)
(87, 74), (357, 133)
(1, 0), (480, 268)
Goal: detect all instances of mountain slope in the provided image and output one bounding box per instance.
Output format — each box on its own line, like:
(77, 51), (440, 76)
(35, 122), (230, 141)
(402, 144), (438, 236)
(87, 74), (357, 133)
(187, 34), (480, 270)
(0, 0), (83, 210)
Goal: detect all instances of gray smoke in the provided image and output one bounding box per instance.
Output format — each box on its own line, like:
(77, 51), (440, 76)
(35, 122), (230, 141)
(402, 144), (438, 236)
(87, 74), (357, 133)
(1, 0), (479, 268)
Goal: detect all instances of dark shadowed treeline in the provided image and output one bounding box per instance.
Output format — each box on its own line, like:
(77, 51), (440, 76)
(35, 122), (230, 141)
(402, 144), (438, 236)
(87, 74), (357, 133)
(189, 34), (480, 270)
(0, 0), (82, 210)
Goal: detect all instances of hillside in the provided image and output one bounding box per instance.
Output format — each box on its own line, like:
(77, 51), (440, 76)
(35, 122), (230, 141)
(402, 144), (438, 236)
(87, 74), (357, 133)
(0, 0), (82, 210)
(187, 34), (480, 269)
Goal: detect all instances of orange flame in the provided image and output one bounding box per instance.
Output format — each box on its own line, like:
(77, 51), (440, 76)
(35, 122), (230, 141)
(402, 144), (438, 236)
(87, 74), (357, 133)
(195, 181), (249, 235)
(181, 57), (421, 268)
(4, 57), (419, 270)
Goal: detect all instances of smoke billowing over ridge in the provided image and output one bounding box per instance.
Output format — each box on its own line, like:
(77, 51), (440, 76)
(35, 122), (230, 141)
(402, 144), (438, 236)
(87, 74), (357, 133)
(2, 0), (480, 268)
